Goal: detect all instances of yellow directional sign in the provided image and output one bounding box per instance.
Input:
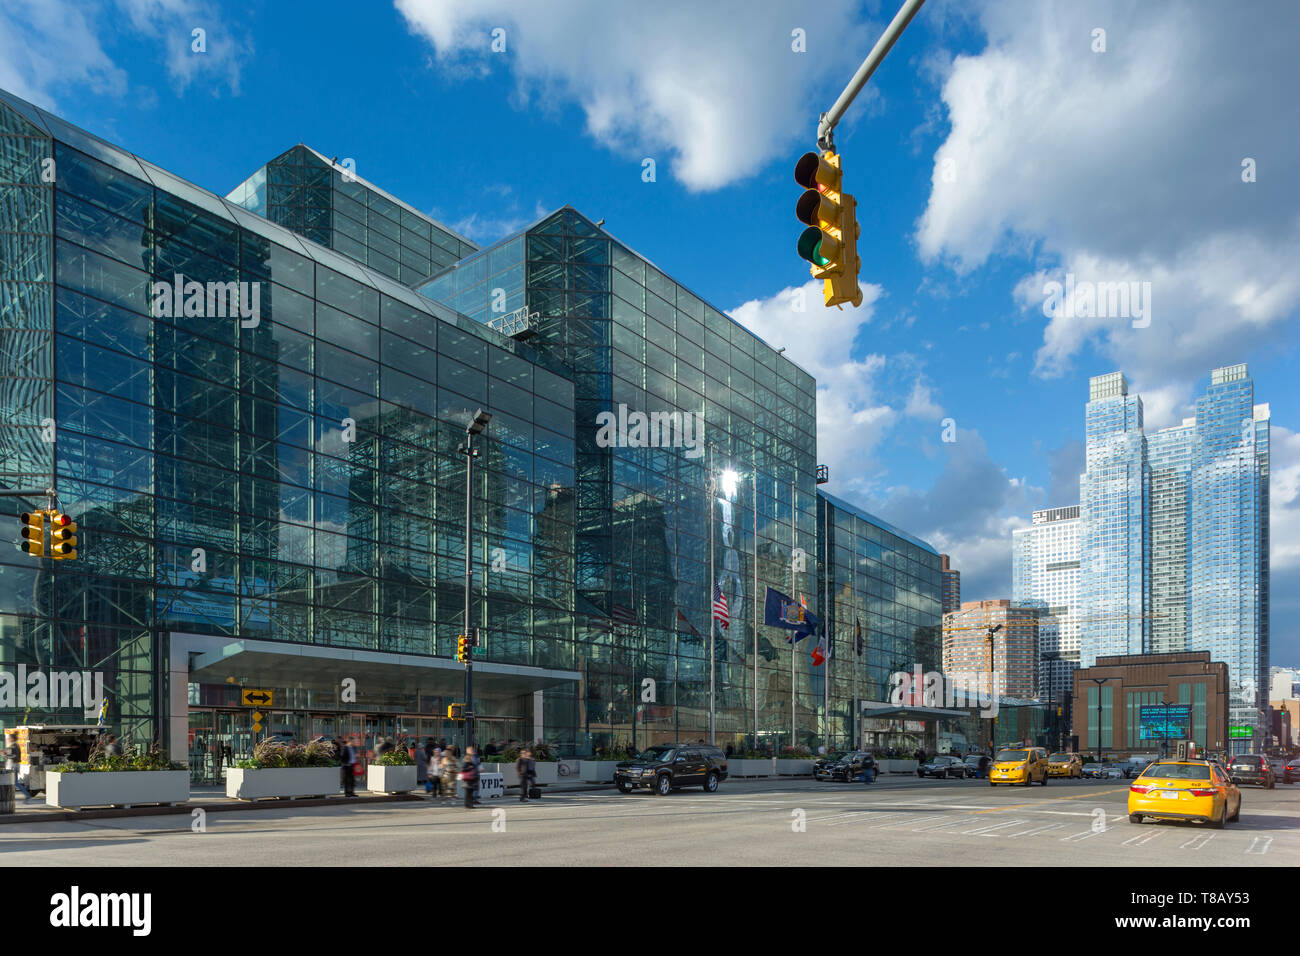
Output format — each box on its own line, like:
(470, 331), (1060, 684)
(241, 689), (273, 707)
(252, 722), (263, 733)
(252, 711), (264, 722)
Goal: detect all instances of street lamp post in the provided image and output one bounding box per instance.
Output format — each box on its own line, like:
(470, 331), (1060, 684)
(986, 624), (1003, 753)
(1087, 677), (1111, 765)
(458, 409), (491, 754)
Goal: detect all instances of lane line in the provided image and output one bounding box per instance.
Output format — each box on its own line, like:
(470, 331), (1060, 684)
(1245, 836), (1271, 855)
(1180, 832), (1216, 850)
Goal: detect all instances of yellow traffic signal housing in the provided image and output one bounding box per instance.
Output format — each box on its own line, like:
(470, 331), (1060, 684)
(795, 150), (863, 308)
(455, 635), (469, 663)
(447, 703), (465, 721)
(49, 512), (77, 560)
(18, 510), (44, 557)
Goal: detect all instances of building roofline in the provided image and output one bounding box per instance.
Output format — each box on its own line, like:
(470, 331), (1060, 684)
(817, 490), (940, 556)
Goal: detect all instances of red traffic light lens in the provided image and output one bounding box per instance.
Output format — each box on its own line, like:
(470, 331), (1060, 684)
(50, 513), (71, 527)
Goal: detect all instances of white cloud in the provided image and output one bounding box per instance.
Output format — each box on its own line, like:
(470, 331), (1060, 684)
(0, 0), (126, 108)
(729, 280), (897, 497)
(393, 0), (883, 191)
(447, 200), (550, 246)
(917, 0), (1300, 388)
(0, 0), (245, 108)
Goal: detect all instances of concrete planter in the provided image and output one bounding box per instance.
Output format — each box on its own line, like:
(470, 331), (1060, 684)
(775, 759), (815, 776)
(366, 764), (416, 794)
(581, 761), (620, 782)
(45, 770), (189, 810)
(728, 759), (775, 777)
(483, 762), (559, 787)
(879, 759), (919, 774)
(226, 766), (340, 801)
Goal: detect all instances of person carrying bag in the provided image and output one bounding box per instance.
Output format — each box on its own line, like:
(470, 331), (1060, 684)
(459, 752), (478, 809)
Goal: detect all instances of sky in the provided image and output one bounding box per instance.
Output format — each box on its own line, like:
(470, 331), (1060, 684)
(2, 0), (1297, 662)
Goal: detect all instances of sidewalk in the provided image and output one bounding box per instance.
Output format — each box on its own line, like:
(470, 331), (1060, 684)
(1, 771), (916, 826)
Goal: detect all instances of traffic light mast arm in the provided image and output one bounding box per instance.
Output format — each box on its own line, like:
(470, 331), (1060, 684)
(816, 0), (926, 151)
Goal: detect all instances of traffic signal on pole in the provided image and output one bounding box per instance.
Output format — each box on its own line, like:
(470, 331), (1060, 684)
(795, 150), (863, 308)
(49, 512), (77, 560)
(447, 703), (465, 721)
(456, 635), (469, 664)
(18, 511), (44, 557)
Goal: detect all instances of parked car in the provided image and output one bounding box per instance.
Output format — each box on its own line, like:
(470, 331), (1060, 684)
(963, 754), (992, 778)
(1227, 754), (1275, 789)
(1123, 760), (1155, 779)
(1098, 763), (1124, 779)
(1128, 759), (1240, 828)
(1048, 752), (1083, 778)
(917, 755), (966, 779)
(614, 744), (728, 795)
(1284, 756), (1300, 785)
(816, 751), (876, 782)
(989, 747), (1049, 786)
(812, 751), (851, 780)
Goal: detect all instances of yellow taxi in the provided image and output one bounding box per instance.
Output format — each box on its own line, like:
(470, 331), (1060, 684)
(1047, 752), (1083, 778)
(989, 746), (1049, 786)
(1127, 759), (1241, 828)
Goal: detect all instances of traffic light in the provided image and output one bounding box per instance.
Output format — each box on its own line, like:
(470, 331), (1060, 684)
(49, 512), (77, 560)
(18, 510), (44, 557)
(455, 635), (469, 664)
(447, 703), (465, 721)
(794, 150), (863, 308)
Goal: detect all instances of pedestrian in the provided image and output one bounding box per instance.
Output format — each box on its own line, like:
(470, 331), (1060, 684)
(377, 737), (394, 756)
(440, 748), (458, 804)
(105, 735), (122, 758)
(460, 747), (479, 809)
(339, 737), (357, 797)
(415, 739), (429, 791)
(862, 752), (875, 785)
(4, 733), (34, 801)
(469, 745), (483, 805)
(516, 748), (536, 802)
(725, 743), (734, 758)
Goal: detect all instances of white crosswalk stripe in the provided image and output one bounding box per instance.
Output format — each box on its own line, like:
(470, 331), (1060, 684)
(1121, 828), (1164, 846)
(1061, 827), (1106, 842)
(1245, 836), (1271, 855)
(963, 818), (1028, 836)
(1180, 832), (1216, 850)
(1007, 822), (1066, 838)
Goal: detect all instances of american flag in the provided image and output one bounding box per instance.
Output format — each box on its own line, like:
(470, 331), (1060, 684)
(611, 603), (638, 626)
(712, 582), (729, 630)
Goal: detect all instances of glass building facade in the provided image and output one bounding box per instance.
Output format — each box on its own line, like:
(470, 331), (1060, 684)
(227, 145), (476, 287)
(1078, 365), (1270, 751)
(0, 87), (946, 769)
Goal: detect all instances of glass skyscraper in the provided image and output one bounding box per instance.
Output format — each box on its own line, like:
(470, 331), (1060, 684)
(0, 86), (944, 773)
(1012, 505), (1080, 701)
(1078, 366), (1270, 750)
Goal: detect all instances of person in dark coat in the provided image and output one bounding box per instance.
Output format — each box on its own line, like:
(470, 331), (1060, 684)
(460, 746), (479, 809)
(516, 748), (536, 802)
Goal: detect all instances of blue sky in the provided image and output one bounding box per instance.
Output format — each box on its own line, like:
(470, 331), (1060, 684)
(2, 0), (1297, 661)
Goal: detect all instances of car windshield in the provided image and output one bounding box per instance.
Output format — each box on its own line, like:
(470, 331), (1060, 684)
(634, 747), (675, 762)
(824, 752), (849, 762)
(1231, 756), (1262, 766)
(964, 756), (983, 764)
(1140, 763), (1211, 781)
(1049, 753), (1071, 762)
(997, 750), (1029, 761)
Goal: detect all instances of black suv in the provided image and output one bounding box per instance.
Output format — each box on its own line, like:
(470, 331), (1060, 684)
(615, 744), (728, 795)
(814, 750), (876, 782)
(1228, 754), (1275, 789)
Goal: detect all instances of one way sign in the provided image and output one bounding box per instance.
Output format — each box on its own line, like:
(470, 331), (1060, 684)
(241, 689), (273, 707)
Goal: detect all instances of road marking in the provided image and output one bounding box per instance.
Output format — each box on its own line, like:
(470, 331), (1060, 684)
(1060, 828), (1105, 842)
(1007, 822), (1066, 837)
(1181, 832), (1216, 850)
(828, 812), (906, 828)
(963, 818), (1028, 836)
(1121, 828), (1163, 846)
(1245, 836), (1271, 855)
(912, 815), (974, 832)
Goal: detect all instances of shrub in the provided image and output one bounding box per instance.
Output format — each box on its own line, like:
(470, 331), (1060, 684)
(62, 741), (185, 773)
(238, 738), (336, 770)
(376, 748), (413, 766)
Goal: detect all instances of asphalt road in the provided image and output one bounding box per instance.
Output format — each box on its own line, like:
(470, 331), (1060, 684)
(3, 775), (1296, 866)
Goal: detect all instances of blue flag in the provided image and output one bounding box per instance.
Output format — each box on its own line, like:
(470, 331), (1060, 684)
(763, 587), (819, 643)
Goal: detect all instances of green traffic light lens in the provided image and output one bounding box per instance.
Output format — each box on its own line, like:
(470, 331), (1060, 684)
(798, 227), (829, 266)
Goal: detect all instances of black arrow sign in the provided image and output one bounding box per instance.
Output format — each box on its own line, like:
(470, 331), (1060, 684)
(246, 692), (270, 705)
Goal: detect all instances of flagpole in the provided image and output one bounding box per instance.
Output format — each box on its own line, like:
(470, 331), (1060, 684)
(823, 493), (830, 753)
(707, 445), (715, 746)
(751, 453), (759, 752)
(852, 512), (859, 750)
(790, 479), (796, 753)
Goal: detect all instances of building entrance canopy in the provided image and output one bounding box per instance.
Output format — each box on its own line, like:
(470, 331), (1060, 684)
(188, 638), (580, 698)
